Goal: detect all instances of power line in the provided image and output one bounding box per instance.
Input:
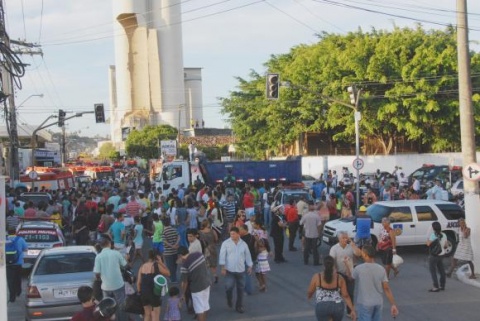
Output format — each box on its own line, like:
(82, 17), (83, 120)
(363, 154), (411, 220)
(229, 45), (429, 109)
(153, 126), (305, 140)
(312, 0), (480, 32)
(292, 0), (346, 33)
(41, 0), (263, 47)
(264, 0), (320, 34)
(38, 0), (44, 42)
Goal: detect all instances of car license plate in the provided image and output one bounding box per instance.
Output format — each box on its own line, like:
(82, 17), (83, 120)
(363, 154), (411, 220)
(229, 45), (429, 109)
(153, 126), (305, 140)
(322, 236), (329, 243)
(27, 250), (41, 256)
(54, 288), (78, 298)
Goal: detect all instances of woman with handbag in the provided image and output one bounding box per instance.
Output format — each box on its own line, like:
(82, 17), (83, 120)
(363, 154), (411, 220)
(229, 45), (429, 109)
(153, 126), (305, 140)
(427, 221), (447, 292)
(447, 218), (476, 279)
(377, 217), (399, 278)
(136, 250), (171, 321)
(307, 255), (356, 321)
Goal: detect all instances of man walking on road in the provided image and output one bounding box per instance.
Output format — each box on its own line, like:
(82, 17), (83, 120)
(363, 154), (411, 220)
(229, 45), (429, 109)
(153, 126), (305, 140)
(93, 236), (128, 321)
(6, 227), (28, 303)
(178, 246), (211, 321)
(353, 245), (399, 321)
(300, 201), (322, 265)
(219, 226), (253, 314)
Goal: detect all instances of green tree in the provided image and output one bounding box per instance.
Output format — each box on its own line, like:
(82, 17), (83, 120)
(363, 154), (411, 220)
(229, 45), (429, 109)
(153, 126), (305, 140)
(98, 142), (119, 160)
(125, 125), (177, 159)
(220, 26), (480, 156)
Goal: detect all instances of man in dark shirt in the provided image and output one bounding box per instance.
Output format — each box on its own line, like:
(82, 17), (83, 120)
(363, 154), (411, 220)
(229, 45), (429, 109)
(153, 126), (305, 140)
(270, 206), (287, 263)
(178, 246), (211, 321)
(71, 286), (111, 321)
(239, 224), (255, 295)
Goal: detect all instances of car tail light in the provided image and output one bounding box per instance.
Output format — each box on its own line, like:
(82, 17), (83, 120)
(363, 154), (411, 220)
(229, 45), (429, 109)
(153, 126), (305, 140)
(52, 243), (63, 248)
(27, 285), (41, 299)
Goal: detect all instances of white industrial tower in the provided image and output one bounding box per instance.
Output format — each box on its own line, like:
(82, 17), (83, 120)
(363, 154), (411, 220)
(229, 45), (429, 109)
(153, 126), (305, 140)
(109, 0), (203, 146)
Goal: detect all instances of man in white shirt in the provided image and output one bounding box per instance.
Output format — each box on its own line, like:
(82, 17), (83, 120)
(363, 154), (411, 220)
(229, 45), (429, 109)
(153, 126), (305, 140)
(219, 227), (253, 314)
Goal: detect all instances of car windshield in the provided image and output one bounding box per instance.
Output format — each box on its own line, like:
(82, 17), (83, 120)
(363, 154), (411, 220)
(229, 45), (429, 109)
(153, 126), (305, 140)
(437, 204), (465, 220)
(283, 192), (312, 204)
(21, 195), (50, 207)
(366, 204), (394, 223)
(35, 252), (96, 275)
(18, 229), (59, 242)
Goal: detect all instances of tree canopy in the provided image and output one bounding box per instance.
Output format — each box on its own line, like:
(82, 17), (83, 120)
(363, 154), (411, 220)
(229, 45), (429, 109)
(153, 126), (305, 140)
(98, 142), (119, 160)
(220, 26), (480, 157)
(125, 125), (177, 159)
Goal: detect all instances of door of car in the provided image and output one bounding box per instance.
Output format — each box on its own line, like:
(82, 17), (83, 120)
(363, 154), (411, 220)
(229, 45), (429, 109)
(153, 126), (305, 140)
(414, 205), (439, 243)
(387, 206), (416, 245)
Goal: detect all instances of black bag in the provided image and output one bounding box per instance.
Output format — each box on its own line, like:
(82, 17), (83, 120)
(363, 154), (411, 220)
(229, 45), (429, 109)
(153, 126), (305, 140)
(124, 293), (144, 314)
(93, 279), (103, 301)
(429, 238), (442, 256)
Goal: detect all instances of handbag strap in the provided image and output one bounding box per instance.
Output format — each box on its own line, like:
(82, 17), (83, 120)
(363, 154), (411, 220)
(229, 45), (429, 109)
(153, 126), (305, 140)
(154, 261), (160, 275)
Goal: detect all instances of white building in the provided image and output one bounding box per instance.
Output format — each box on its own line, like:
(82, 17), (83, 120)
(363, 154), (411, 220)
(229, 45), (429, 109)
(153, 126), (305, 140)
(109, 0), (203, 146)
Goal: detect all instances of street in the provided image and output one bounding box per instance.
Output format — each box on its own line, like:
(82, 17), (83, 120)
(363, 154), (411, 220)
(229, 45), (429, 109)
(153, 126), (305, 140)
(9, 238), (480, 321)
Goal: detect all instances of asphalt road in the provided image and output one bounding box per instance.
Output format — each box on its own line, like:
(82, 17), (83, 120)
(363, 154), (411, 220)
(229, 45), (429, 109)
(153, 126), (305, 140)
(8, 238), (480, 321)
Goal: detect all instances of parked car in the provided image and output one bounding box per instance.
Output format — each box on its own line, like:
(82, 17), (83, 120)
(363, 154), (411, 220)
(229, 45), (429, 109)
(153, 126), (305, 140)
(25, 246), (97, 321)
(450, 179), (463, 197)
(302, 175), (316, 189)
(273, 187), (313, 214)
(322, 200), (464, 256)
(17, 220), (66, 269)
(408, 164), (462, 191)
(20, 192), (52, 208)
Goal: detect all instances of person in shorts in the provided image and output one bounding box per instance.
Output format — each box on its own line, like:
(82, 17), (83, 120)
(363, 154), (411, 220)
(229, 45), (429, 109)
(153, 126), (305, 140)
(178, 246), (211, 321)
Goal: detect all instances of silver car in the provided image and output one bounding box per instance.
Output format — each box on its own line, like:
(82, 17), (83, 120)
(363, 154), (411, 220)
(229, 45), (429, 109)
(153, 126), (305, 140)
(25, 246), (97, 321)
(17, 220), (66, 269)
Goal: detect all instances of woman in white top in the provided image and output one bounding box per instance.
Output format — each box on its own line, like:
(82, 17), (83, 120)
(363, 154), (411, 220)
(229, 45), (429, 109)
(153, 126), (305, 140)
(426, 221), (447, 292)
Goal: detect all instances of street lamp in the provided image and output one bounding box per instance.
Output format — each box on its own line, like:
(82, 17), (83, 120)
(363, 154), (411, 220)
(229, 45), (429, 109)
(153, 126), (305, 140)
(348, 86), (362, 212)
(17, 94), (44, 108)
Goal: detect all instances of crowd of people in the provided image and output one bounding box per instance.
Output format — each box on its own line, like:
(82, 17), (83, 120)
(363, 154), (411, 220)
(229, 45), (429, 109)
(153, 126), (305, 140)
(3, 164), (476, 321)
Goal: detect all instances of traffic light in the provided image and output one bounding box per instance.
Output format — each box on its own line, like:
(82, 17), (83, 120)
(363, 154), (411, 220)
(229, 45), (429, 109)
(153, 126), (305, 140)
(347, 86), (357, 106)
(58, 109), (66, 127)
(266, 73), (280, 100)
(94, 103), (105, 123)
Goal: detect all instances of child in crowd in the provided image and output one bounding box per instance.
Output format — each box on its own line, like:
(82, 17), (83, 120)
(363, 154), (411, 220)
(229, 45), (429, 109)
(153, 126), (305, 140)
(164, 286), (182, 321)
(255, 238), (271, 292)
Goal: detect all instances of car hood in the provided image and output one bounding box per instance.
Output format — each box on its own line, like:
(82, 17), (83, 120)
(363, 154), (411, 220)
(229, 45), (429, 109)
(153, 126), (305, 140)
(325, 218), (356, 236)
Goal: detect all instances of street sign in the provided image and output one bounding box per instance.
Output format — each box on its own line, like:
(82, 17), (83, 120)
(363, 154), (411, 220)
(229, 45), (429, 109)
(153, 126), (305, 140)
(160, 140), (177, 156)
(28, 171), (38, 180)
(463, 163), (480, 181)
(352, 158), (364, 170)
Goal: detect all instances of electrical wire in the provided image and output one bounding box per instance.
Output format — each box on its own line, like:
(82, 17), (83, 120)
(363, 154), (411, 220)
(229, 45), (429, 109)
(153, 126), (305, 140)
(42, 0), (264, 47)
(292, 0), (346, 33)
(264, 0), (321, 34)
(38, 0), (44, 42)
(20, 0), (26, 40)
(312, 0), (480, 32)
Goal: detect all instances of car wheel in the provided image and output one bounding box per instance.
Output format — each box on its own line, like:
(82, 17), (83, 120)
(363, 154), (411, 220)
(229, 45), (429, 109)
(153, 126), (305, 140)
(444, 234), (456, 257)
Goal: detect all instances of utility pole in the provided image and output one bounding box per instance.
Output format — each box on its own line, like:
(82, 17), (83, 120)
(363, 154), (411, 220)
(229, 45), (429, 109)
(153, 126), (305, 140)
(0, 0), (19, 183)
(456, 0), (480, 274)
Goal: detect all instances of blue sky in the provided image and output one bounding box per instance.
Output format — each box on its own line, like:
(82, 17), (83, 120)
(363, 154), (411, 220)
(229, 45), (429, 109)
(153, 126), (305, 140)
(5, 0), (480, 138)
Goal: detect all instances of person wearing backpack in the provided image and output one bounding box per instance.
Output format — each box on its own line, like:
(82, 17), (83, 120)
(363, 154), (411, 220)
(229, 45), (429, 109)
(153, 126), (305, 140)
(224, 169), (236, 197)
(6, 227), (28, 303)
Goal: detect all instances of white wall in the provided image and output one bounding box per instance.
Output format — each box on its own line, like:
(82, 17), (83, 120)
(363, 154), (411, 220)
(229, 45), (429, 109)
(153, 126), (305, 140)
(301, 152), (480, 177)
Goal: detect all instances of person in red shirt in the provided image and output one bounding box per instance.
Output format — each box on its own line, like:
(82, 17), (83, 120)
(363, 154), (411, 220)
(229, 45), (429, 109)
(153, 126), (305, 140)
(85, 196), (98, 212)
(243, 186), (255, 218)
(24, 202), (36, 218)
(284, 198), (299, 251)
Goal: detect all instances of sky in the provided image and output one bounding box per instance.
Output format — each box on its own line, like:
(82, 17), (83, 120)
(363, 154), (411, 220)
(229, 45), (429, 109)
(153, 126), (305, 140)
(4, 0), (480, 138)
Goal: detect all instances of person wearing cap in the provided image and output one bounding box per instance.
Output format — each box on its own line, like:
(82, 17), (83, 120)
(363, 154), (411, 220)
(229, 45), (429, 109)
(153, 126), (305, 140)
(178, 246), (211, 321)
(269, 205), (287, 263)
(353, 206), (373, 248)
(300, 201), (323, 266)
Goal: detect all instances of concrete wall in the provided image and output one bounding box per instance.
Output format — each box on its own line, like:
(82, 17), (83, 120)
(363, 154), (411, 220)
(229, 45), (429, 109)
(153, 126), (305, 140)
(301, 152), (480, 177)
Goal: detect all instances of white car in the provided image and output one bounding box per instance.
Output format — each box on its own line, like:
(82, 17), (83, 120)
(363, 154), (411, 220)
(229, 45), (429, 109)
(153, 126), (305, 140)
(450, 179), (463, 197)
(322, 200), (464, 256)
(302, 175), (316, 189)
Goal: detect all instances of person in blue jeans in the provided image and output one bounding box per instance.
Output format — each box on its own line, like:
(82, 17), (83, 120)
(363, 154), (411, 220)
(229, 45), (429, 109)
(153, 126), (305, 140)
(219, 227), (253, 314)
(6, 227), (28, 303)
(353, 245), (399, 321)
